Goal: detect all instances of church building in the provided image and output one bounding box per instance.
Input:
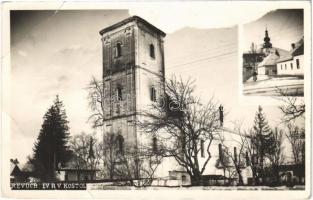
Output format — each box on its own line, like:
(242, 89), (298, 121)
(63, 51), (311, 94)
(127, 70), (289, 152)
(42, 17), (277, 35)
(99, 16), (252, 186)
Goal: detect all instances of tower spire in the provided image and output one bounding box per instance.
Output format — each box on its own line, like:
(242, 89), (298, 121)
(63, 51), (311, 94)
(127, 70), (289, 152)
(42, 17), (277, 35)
(263, 27), (272, 49)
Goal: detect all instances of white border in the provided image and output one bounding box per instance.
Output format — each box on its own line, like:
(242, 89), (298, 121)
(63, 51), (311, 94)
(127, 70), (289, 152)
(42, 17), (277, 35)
(1, 1), (311, 199)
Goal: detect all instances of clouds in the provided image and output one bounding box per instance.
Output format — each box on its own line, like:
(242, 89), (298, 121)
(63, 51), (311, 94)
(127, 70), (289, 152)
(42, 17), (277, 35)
(129, 3), (277, 33)
(10, 10), (132, 163)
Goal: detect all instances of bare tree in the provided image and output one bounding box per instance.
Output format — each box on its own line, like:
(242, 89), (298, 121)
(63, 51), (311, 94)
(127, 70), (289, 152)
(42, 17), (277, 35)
(215, 144), (233, 184)
(286, 124), (305, 165)
(267, 128), (285, 185)
(69, 132), (102, 180)
(86, 77), (104, 128)
(218, 123), (249, 186)
(138, 76), (220, 186)
(102, 132), (163, 187)
(277, 88), (305, 123)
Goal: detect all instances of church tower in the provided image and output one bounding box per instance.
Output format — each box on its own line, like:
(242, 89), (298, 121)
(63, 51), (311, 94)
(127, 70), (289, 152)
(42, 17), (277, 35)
(262, 28), (273, 55)
(99, 16), (166, 159)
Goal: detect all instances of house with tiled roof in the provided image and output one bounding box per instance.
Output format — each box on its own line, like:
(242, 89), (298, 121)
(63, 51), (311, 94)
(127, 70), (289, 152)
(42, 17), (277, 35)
(10, 159), (32, 182)
(56, 144), (99, 182)
(276, 37), (304, 76)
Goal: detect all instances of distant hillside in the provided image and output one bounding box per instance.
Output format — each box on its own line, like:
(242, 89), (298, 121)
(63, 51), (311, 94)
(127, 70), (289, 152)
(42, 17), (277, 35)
(243, 9), (303, 51)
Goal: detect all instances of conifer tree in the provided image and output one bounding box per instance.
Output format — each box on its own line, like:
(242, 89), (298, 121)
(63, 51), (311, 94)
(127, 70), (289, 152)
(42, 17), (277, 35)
(29, 95), (71, 181)
(251, 106), (273, 182)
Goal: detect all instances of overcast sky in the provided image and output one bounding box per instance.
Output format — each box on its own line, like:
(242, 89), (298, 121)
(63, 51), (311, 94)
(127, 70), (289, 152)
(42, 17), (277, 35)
(10, 5), (304, 164)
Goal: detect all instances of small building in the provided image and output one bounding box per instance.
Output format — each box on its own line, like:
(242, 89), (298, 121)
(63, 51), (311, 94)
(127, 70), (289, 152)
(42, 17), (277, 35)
(278, 164), (305, 185)
(257, 48), (289, 75)
(10, 161), (31, 182)
(276, 37), (304, 76)
(56, 168), (97, 182)
(56, 150), (98, 182)
(243, 47), (264, 82)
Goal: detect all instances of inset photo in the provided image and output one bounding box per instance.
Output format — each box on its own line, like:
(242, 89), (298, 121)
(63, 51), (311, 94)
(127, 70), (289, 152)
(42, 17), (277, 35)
(242, 9), (304, 96)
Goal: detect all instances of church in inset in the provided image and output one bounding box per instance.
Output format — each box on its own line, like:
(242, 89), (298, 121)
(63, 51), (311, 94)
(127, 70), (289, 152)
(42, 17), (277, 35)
(257, 29), (304, 77)
(257, 29), (289, 76)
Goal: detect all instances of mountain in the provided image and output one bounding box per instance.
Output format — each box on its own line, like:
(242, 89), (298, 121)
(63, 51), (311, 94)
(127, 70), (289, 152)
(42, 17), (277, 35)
(243, 9), (303, 51)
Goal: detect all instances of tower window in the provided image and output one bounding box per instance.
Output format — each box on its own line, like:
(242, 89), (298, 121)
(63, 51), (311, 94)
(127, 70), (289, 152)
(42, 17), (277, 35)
(200, 140), (205, 158)
(245, 151), (250, 166)
(114, 42), (122, 58)
(152, 137), (158, 153)
(290, 62), (293, 70)
(116, 86), (123, 101)
(149, 44), (155, 59)
(117, 135), (124, 154)
(150, 87), (157, 102)
(285, 64), (287, 70)
(281, 64), (282, 70)
(296, 59), (300, 69)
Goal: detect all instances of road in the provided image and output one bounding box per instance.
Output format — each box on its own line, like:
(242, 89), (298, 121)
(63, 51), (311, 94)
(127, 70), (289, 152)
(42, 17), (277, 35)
(243, 83), (304, 96)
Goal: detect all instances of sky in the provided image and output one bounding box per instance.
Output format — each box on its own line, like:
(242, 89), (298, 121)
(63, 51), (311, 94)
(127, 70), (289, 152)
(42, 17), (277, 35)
(9, 6), (304, 164)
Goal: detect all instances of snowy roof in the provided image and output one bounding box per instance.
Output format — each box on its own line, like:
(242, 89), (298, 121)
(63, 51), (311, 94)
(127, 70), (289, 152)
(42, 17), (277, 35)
(258, 47), (289, 67)
(277, 37), (304, 63)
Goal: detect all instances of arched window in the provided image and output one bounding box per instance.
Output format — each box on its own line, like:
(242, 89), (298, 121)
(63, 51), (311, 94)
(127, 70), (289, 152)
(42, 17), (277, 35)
(152, 137), (158, 153)
(296, 59), (300, 69)
(114, 42), (122, 58)
(290, 62), (293, 70)
(149, 44), (155, 58)
(116, 85), (123, 101)
(117, 135), (124, 154)
(150, 86), (156, 102)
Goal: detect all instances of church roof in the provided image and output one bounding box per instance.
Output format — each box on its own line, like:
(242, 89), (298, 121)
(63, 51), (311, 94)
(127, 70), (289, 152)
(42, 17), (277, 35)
(99, 16), (166, 37)
(258, 47), (289, 67)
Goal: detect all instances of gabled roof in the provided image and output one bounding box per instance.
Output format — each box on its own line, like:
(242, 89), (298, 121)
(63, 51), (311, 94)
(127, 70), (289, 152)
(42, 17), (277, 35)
(10, 165), (21, 176)
(57, 153), (95, 171)
(277, 37), (304, 63)
(99, 16), (166, 37)
(276, 52), (293, 63)
(258, 47), (289, 67)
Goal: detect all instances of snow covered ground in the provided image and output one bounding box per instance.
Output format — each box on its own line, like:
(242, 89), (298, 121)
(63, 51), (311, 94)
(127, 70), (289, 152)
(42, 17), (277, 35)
(87, 184), (305, 190)
(243, 75), (304, 96)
